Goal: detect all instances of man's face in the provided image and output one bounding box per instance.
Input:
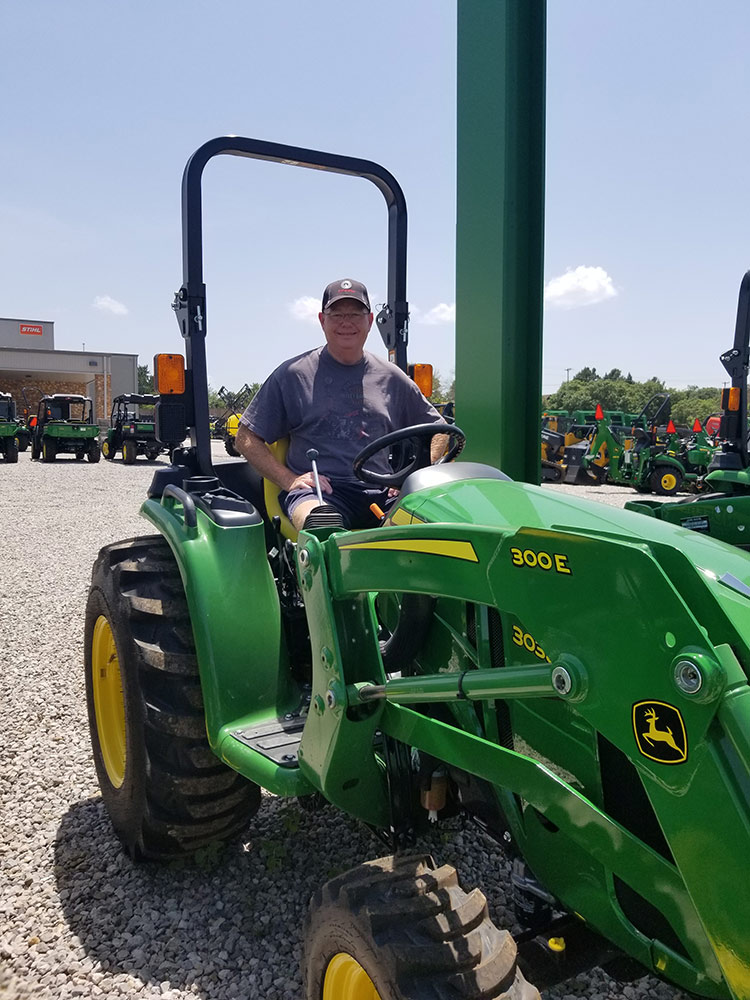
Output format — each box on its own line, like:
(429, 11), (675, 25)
(319, 301), (374, 364)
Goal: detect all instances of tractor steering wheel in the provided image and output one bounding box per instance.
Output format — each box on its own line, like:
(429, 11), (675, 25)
(352, 423), (466, 488)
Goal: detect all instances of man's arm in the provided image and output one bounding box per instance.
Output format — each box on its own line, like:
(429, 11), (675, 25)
(235, 425), (332, 494)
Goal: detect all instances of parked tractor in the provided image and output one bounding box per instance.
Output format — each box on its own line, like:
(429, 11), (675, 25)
(83, 134), (750, 1000)
(30, 393), (100, 463)
(101, 393), (173, 463)
(626, 271), (750, 548)
(215, 384), (254, 456)
(0, 392), (20, 463)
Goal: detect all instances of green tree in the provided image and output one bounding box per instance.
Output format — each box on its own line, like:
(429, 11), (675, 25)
(573, 366), (599, 382)
(137, 364), (154, 393)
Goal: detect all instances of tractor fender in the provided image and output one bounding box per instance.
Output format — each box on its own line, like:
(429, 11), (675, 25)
(140, 496), (294, 751)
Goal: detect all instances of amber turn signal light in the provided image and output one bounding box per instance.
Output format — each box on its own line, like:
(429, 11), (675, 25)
(409, 363), (433, 398)
(154, 354), (186, 394)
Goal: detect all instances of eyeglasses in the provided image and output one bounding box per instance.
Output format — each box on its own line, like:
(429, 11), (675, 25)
(324, 310), (369, 322)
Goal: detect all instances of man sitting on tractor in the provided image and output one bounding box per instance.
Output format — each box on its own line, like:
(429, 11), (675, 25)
(235, 278), (445, 530)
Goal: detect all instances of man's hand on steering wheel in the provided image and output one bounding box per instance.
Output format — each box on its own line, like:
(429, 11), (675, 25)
(352, 423), (466, 489)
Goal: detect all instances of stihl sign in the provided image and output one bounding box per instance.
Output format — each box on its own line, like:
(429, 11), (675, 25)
(19, 324), (43, 336)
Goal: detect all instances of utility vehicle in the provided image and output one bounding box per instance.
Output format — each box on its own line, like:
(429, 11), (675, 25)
(102, 393), (172, 463)
(30, 393), (100, 463)
(84, 134), (750, 1000)
(0, 392), (20, 463)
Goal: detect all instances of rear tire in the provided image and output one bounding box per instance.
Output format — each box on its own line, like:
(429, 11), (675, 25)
(102, 439), (113, 460)
(122, 439), (137, 464)
(31, 440), (40, 460)
(224, 436), (239, 457)
(42, 439), (56, 463)
(5, 438), (19, 463)
(84, 534), (261, 860)
(88, 439), (101, 463)
(650, 465), (681, 496)
(304, 855), (540, 1000)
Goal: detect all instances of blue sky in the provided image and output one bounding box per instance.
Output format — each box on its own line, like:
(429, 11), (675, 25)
(2, 1), (749, 395)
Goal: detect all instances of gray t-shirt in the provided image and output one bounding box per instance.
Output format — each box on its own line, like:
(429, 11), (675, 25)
(240, 346), (443, 482)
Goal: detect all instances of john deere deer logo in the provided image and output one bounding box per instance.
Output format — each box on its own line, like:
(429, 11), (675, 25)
(632, 701), (688, 764)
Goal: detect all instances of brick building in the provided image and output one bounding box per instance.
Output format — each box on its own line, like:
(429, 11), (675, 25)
(0, 317), (138, 424)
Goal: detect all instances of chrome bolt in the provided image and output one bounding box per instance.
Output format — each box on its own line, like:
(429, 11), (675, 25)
(551, 666), (572, 696)
(325, 689), (337, 709)
(298, 548), (310, 567)
(674, 660), (703, 694)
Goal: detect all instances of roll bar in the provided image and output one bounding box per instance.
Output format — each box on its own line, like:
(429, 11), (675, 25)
(170, 136), (409, 475)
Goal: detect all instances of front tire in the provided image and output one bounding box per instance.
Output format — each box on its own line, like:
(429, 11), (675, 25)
(224, 436), (239, 457)
(304, 855), (539, 1000)
(84, 535), (261, 860)
(102, 439), (113, 460)
(5, 438), (19, 463)
(122, 439), (137, 464)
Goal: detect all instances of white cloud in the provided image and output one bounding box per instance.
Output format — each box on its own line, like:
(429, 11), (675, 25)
(92, 294), (128, 316)
(420, 302), (455, 325)
(289, 296), (320, 321)
(544, 266), (617, 309)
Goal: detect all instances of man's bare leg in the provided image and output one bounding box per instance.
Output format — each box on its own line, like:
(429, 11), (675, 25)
(292, 500), (321, 531)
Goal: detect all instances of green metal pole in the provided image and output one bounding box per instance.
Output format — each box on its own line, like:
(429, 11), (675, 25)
(455, 0), (546, 483)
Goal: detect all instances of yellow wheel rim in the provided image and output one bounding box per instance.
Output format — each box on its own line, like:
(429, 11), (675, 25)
(323, 953), (380, 1000)
(102, 441), (110, 457)
(661, 473), (677, 492)
(91, 615), (127, 788)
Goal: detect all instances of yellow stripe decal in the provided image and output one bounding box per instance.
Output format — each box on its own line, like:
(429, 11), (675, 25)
(388, 508), (426, 526)
(339, 538), (479, 562)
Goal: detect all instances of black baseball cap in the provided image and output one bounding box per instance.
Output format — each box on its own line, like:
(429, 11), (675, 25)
(321, 279), (371, 312)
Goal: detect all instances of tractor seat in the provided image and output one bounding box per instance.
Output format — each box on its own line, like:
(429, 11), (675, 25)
(262, 439), (297, 541)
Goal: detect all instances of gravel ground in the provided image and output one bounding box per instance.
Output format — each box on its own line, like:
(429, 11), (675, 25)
(0, 447), (689, 1000)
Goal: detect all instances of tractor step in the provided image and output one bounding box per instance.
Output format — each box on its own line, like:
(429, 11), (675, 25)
(220, 707), (314, 798)
(231, 713), (305, 768)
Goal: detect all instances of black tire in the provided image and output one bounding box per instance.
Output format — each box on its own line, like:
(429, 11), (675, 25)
(379, 594), (435, 676)
(88, 439), (101, 464)
(649, 465), (681, 496)
(31, 439), (40, 461)
(17, 436), (28, 453)
(75, 451), (85, 462)
(146, 448), (161, 461)
(122, 439), (137, 464)
(224, 436), (239, 458)
(42, 439), (56, 463)
(102, 439), (114, 460)
(5, 438), (19, 463)
(84, 534), (261, 860)
(304, 854), (540, 1000)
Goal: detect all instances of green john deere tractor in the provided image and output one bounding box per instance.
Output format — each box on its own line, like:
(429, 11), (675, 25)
(83, 130), (750, 1000)
(101, 393), (173, 463)
(626, 271), (750, 548)
(30, 393), (101, 463)
(0, 392), (20, 463)
(582, 393), (687, 494)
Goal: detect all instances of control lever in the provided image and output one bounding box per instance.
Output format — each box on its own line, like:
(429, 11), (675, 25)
(306, 448), (325, 505)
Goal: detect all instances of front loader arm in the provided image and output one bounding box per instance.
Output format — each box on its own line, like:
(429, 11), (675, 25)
(297, 519), (750, 999)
